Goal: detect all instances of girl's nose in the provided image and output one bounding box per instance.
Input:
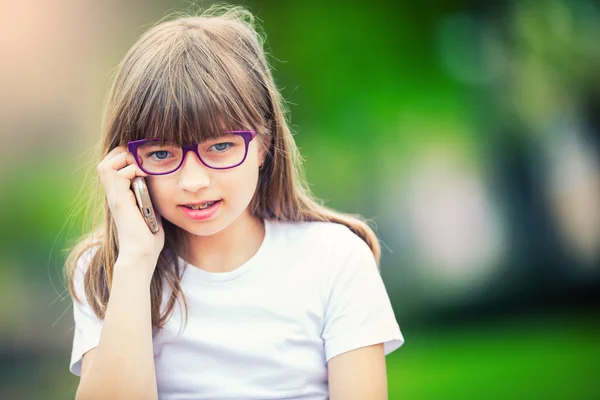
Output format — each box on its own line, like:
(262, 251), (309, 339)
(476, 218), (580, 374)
(177, 151), (211, 192)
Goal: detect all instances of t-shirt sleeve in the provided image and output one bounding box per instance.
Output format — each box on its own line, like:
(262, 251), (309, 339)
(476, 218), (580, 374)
(69, 246), (104, 376)
(321, 233), (404, 362)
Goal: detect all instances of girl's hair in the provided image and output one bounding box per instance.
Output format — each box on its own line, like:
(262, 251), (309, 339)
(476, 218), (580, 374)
(65, 4), (381, 329)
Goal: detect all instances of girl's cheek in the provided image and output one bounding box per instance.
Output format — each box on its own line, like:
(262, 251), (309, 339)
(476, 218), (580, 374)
(145, 179), (166, 209)
(146, 183), (159, 203)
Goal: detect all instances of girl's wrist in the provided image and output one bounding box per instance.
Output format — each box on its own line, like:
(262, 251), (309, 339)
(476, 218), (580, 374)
(114, 256), (157, 284)
(117, 250), (159, 264)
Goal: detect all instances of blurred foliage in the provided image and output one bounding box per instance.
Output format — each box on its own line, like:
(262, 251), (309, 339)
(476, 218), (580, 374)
(1, 0), (599, 398)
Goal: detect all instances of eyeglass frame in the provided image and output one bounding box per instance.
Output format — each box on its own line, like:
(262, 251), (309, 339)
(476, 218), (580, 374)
(127, 130), (257, 176)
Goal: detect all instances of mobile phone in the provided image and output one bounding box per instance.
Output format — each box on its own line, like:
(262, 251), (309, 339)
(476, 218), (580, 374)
(131, 176), (160, 233)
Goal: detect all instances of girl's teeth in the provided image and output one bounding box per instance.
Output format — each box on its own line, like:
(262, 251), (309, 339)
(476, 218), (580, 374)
(186, 201), (215, 210)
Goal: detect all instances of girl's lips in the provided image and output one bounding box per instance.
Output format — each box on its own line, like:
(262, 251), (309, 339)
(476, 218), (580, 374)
(178, 200), (222, 221)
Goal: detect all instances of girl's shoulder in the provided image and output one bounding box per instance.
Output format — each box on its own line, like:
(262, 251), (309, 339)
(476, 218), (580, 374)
(268, 219), (366, 253)
(67, 231), (103, 273)
(68, 242), (103, 295)
(73, 243), (102, 273)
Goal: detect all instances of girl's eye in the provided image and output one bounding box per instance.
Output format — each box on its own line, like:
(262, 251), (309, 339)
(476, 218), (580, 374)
(210, 142), (233, 152)
(149, 150), (171, 160)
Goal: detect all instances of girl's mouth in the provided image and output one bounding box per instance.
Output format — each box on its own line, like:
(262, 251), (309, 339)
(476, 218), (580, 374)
(179, 200), (222, 221)
(183, 200), (218, 210)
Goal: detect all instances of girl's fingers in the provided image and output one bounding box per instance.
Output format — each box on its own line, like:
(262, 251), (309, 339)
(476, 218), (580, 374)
(98, 149), (144, 175)
(103, 146), (128, 162)
(109, 151), (139, 171)
(116, 164), (143, 180)
(108, 152), (129, 170)
(97, 147), (148, 195)
(98, 147), (126, 172)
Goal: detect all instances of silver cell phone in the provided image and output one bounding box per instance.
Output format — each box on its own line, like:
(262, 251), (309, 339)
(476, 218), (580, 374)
(131, 176), (160, 233)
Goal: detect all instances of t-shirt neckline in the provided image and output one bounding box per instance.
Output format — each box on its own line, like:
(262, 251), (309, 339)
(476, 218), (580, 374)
(177, 219), (272, 283)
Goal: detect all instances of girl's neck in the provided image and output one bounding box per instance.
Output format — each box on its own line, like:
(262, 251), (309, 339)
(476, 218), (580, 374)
(180, 212), (265, 273)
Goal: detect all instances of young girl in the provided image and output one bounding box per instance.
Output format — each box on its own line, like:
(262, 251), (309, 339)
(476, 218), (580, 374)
(66, 5), (404, 399)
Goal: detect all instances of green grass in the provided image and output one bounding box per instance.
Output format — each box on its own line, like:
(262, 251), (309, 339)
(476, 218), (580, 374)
(386, 312), (600, 399)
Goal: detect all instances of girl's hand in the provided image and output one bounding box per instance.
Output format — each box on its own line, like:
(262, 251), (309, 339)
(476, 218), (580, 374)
(97, 146), (165, 272)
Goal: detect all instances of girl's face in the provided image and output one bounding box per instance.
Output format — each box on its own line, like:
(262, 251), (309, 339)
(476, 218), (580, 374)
(144, 135), (266, 237)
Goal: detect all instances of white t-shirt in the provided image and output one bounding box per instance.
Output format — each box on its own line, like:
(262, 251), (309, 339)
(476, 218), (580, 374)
(70, 219), (404, 399)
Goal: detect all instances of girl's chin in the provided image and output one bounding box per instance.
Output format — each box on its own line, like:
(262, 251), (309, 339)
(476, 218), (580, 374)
(178, 217), (227, 236)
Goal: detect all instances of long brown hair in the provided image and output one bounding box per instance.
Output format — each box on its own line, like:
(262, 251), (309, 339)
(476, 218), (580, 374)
(65, 4), (381, 330)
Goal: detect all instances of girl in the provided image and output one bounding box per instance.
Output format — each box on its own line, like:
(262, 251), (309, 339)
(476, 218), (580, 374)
(66, 5), (404, 399)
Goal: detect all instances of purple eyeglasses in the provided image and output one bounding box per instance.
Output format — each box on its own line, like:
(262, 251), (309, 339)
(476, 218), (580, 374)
(127, 130), (257, 175)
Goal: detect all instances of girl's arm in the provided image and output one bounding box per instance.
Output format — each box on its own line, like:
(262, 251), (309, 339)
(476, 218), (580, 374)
(75, 257), (158, 400)
(327, 343), (388, 400)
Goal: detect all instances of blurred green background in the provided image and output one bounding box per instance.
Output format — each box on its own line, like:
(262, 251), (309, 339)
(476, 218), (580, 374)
(1, 0), (599, 399)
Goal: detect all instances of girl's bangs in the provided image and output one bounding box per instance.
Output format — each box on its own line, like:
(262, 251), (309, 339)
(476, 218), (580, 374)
(122, 56), (263, 146)
(129, 91), (250, 146)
